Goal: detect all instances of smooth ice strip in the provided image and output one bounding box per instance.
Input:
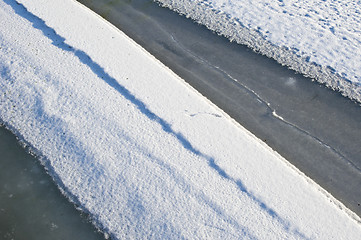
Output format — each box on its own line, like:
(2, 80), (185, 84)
(1, 0), (360, 239)
(155, 0), (361, 103)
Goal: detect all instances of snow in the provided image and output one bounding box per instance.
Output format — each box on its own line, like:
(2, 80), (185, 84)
(1, 0), (361, 239)
(155, 0), (361, 103)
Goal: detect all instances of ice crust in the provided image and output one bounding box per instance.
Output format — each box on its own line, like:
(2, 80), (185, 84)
(155, 0), (361, 103)
(1, 0), (361, 239)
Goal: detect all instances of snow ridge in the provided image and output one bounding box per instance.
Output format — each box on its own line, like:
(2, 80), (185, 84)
(155, 0), (361, 103)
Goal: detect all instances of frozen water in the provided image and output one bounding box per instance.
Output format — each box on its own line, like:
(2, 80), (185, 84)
(79, 0), (361, 217)
(0, 126), (105, 240)
(1, 0), (360, 239)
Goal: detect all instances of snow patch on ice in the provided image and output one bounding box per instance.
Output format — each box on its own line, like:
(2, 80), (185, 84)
(155, 0), (361, 103)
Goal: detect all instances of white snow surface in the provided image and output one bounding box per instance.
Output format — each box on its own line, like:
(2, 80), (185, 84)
(155, 0), (361, 103)
(0, 0), (361, 239)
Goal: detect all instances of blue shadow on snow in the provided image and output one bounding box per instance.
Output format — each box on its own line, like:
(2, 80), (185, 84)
(4, 0), (310, 239)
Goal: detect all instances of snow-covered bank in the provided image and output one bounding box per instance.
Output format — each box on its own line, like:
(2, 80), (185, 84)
(1, 0), (361, 239)
(155, 0), (361, 103)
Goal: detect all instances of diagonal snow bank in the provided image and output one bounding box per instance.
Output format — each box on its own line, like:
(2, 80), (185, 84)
(155, 0), (361, 103)
(0, 0), (361, 239)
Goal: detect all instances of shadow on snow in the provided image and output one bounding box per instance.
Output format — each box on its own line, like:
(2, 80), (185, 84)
(4, 0), (309, 239)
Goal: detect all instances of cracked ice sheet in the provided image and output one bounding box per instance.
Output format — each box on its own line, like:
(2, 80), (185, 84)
(155, 0), (361, 103)
(0, 0), (360, 239)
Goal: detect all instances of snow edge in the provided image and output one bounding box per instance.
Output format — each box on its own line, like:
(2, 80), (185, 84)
(154, 0), (361, 104)
(74, 0), (361, 225)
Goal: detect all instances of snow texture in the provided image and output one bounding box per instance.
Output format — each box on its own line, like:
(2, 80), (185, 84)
(0, 0), (361, 239)
(155, 0), (361, 103)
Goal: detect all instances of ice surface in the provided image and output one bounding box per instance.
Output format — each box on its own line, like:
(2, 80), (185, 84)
(0, 126), (104, 240)
(155, 0), (361, 103)
(1, 0), (361, 239)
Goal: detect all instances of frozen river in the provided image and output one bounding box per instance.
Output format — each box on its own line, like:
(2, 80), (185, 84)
(1, 0), (360, 238)
(78, 0), (361, 215)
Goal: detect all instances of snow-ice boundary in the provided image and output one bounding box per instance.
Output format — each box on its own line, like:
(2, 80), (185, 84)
(0, 122), (107, 238)
(154, 0), (361, 104)
(44, 0), (361, 226)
